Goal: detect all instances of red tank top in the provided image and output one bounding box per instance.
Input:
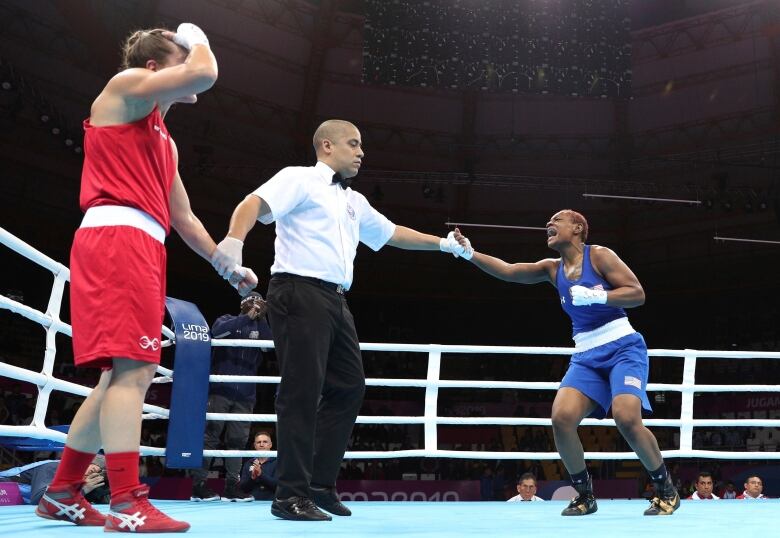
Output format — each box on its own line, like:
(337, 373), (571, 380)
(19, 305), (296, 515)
(80, 107), (175, 232)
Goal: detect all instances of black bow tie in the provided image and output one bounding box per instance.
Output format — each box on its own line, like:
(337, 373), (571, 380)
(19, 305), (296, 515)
(332, 173), (352, 190)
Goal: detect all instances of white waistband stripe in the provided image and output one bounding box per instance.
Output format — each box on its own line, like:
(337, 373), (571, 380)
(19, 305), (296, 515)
(572, 317), (635, 352)
(80, 206), (165, 244)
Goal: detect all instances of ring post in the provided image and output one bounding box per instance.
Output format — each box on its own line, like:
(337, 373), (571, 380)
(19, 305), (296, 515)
(678, 349), (697, 453)
(164, 297), (212, 468)
(424, 346), (442, 453)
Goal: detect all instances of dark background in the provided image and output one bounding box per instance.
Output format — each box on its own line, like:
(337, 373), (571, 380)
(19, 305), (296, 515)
(1, 0), (778, 353)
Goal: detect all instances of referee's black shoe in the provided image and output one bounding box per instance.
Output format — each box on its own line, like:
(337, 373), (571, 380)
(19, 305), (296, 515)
(561, 477), (598, 516)
(312, 486), (352, 516)
(271, 496), (332, 521)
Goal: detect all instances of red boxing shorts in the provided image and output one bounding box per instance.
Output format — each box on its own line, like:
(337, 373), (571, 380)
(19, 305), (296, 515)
(70, 225), (167, 368)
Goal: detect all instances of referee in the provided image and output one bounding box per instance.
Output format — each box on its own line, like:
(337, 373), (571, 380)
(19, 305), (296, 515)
(211, 119), (470, 521)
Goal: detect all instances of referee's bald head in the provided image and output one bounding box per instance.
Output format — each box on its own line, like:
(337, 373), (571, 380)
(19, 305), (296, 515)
(313, 119), (358, 155)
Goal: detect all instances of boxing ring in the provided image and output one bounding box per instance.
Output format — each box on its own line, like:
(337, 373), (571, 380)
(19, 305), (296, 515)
(1, 226), (779, 537)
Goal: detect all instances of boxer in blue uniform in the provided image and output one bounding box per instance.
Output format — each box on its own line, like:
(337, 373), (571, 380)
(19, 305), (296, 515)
(454, 210), (679, 516)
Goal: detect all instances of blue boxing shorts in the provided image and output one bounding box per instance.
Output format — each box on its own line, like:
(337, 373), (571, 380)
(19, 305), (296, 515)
(559, 332), (653, 419)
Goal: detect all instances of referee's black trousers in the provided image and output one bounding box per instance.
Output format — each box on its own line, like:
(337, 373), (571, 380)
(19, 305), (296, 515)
(267, 274), (365, 499)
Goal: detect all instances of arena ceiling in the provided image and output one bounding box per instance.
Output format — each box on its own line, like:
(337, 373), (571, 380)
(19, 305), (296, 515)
(0, 0), (778, 314)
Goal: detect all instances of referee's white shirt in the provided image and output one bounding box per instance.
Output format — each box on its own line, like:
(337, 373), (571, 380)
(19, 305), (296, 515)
(253, 161), (396, 290)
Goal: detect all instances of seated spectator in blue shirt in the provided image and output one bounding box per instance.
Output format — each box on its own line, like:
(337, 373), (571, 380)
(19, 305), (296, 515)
(238, 431), (278, 500)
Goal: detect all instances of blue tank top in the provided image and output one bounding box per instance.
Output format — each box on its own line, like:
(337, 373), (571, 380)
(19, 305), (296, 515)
(555, 245), (627, 336)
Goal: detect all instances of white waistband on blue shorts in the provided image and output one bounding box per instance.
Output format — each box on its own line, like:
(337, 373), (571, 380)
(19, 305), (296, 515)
(80, 205), (166, 245)
(572, 317), (635, 353)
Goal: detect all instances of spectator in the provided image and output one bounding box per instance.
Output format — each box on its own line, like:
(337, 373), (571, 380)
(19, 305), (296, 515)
(342, 460), (364, 480)
(724, 429), (742, 449)
(507, 473), (544, 502)
(238, 431), (278, 500)
(0, 454), (109, 505)
(138, 458), (149, 478)
(687, 471), (719, 500)
(526, 461), (545, 481)
(191, 292), (273, 502)
(493, 466), (509, 500)
(480, 466), (495, 500)
(4, 384), (27, 421)
(0, 396), (9, 424)
(710, 431), (723, 448)
(145, 457), (164, 478)
(720, 481), (737, 499)
(642, 480), (656, 500)
(737, 475), (768, 500)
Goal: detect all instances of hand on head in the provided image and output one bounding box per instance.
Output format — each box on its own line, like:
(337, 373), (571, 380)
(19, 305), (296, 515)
(169, 23), (210, 50)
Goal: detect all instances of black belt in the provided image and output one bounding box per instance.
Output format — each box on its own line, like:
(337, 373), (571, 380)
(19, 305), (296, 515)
(272, 273), (347, 295)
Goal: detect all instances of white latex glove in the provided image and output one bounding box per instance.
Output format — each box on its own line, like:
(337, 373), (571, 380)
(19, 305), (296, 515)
(211, 237), (243, 278)
(570, 285), (608, 306)
(172, 23), (209, 50)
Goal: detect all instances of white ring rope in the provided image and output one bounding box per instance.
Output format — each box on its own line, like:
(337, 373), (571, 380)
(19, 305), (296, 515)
(2, 226), (780, 462)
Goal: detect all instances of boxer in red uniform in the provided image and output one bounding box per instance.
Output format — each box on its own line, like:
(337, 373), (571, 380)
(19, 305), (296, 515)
(35, 24), (256, 532)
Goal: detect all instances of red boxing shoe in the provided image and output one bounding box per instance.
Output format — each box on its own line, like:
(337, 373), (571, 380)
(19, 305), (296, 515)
(105, 485), (190, 533)
(35, 482), (107, 526)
